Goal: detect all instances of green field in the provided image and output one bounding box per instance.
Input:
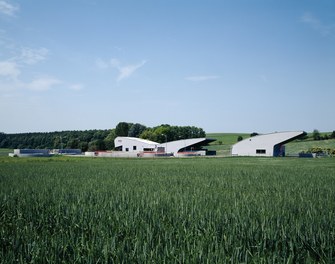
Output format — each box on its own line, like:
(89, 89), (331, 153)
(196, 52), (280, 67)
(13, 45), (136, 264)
(286, 139), (335, 155)
(1, 156), (335, 263)
(0, 149), (12, 156)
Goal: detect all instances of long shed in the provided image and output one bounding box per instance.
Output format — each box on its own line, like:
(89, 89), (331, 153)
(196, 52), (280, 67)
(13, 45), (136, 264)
(231, 131), (305, 157)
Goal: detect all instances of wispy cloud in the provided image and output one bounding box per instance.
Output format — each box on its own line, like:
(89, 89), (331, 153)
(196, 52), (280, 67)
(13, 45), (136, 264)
(115, 60), (147, 81)
(0, 0), (19, 16)
(185, 75), (220, 82)
(0, 60), (20, 79)
(0, 46), (53, 91)
(19, 47), (49, 65)
(96, 57), (147, 81)
(0, 46), (49, 77)
(0, 38), (81, 94)
(301, 12), (335, 37)
(27, 77), (62, 91)
(69, 83), (84, 91)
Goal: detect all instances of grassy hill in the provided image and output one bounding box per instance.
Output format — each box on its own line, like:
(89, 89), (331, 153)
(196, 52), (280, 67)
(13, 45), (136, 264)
(286, 139), (335, 155)
(0, 149), (12, 156)
(206, 132), (335, 156)
(207, 133), (249, 145)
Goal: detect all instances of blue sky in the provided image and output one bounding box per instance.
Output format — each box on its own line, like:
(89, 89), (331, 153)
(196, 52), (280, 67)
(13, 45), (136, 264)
(0, 0), (334, 133)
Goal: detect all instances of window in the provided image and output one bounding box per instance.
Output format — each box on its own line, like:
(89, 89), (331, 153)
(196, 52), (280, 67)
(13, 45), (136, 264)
(125, 148), (129, 152)
(133, 146), (137, 151)
(256, 149), (266, 154)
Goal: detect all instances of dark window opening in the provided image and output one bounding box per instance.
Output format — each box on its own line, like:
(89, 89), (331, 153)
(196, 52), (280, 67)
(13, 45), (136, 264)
(125, 148), (129, 152)
(143, 148), (154, 151)
(256, 149), (266, 154)
(133, 146), (137, 150)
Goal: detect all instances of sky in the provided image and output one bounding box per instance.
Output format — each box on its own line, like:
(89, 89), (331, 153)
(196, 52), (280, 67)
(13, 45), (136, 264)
(0, 0), (334, 134)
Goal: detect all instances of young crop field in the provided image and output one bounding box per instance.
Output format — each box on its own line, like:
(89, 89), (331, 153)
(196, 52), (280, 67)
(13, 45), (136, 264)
(1, 156), (335, 263)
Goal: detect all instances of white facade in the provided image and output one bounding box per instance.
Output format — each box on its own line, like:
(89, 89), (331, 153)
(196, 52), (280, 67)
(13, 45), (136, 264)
(114, 137), (214, 157)
(158, 138), (209, 155)
(114, 137), (158, 152)
(231, 131), (304, 157)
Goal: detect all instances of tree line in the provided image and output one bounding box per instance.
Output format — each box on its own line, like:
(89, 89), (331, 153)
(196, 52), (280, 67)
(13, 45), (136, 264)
(0, 122), (206, 152)
(312, 129), (335, 141)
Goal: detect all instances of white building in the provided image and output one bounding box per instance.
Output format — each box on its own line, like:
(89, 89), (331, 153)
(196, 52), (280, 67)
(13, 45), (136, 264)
(231, 131), (305, 157)
(114, 137), (158, 152)
(114, 137), (215, 157)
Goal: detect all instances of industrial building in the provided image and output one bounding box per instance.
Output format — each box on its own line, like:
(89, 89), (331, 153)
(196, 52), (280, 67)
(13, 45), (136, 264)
(9, 149), (82, 157)
(114, 137), (216, 157)
(231, 131), (305, 157)
(11, 149), (51, 157)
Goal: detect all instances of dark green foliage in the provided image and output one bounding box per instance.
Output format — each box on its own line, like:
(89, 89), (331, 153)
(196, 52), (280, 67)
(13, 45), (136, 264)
(115, 122), (131, 137)
(128, 123), (147, 138)
(88, 139), (106, 151)
(140, 125), (206, 143)
(313, 129), (321, 140)
(237, 136), (243, 142)
(250, 132), (259, 137)
(0, 130), (110, 150)
(104, 129), (116, 150)
(311, 130), (335, 141)
(0, 157), (335, 262)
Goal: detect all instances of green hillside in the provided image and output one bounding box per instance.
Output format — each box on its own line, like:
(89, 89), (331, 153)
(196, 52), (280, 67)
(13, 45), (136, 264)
(207, 133), (249, 145)
(0, 149), (12, 156)
(286, 139), (335, 155)
(206, 133), (249, 156)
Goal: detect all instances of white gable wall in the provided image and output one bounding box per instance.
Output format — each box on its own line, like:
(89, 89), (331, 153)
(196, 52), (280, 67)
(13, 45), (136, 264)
(114, 137), (158, 152)
(157, 138), (208, 155)
(231, 131), (304, 157)
(114, 137), (211, 156)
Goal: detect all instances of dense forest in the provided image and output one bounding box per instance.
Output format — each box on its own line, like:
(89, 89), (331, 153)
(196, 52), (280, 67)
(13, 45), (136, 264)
(0, 122), (206, 152)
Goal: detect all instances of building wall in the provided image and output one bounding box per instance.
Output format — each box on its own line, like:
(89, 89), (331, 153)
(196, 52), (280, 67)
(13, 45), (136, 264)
(231, 140), (274, 156)
(114, 137), (212, 157)
(157, 138), (208, 155)
(114, 137), (157, 152)
(231, 131), (304, 157)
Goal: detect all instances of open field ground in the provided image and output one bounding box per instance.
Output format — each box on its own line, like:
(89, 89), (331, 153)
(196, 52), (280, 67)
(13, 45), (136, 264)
(1, 156), (335, 263)
(0, 149), (12, 157)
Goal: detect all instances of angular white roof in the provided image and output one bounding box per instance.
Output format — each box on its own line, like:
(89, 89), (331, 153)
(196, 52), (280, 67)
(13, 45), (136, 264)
(114, 136), (214, 154)
(116, 137), (158, 145)
(114, 137), (158, 149)
(158, 138), (214, 154)
(232, 131), (305, 156)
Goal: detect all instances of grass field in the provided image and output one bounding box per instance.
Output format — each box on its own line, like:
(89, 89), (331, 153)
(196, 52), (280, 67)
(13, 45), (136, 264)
(1, 156), (335, 263)
(0, 149), (12, 156)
